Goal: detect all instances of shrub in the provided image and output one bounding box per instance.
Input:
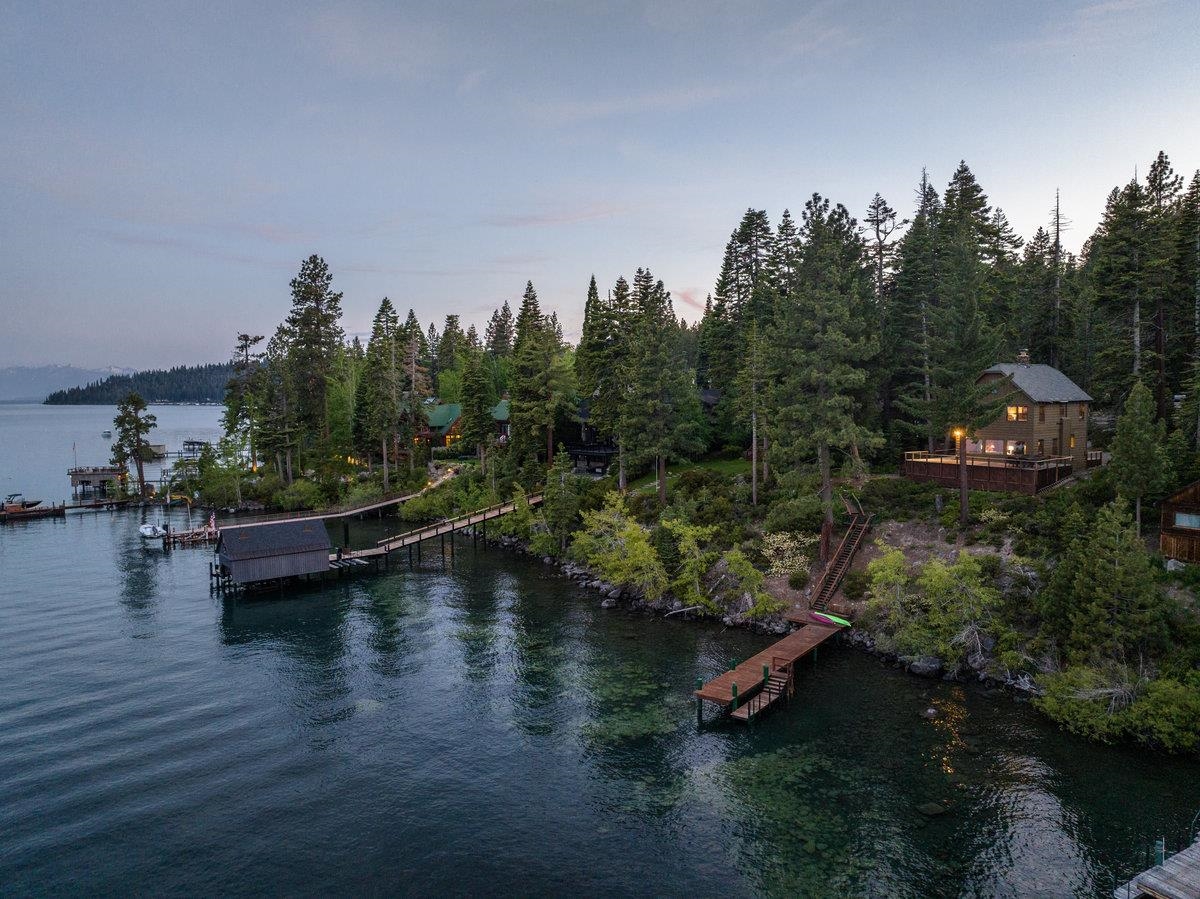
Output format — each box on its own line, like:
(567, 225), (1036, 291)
(273, 479), (323, 512)
(841, 569), (870, 602)
(788, 570), (809, 590)
(764, 496), (823, 534)
(571, 493), (667, 598)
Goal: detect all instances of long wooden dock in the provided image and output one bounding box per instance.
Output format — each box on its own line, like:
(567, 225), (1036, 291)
(340, 493), (544, 561)
(694, 622), (842, 717)
(218, 468), (459, 529)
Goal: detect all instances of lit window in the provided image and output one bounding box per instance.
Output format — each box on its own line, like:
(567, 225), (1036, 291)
(1069, 435), (1076, 449)
(1006, 441), (1026, 456)
(1036, 439), (1044, 454)
(1006, 405), (1028, 422)
(1079, 403), (1087, 420)
(1177, 512), (1200, 530)
(984, 439), (1003, 454)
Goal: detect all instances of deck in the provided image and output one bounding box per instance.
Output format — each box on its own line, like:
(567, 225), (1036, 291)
(901, 451), (1076, 494)
(694, 623), (841, 706)
(1115, 838), (1200, 899)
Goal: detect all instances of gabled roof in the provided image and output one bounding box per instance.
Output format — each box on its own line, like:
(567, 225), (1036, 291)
(490, 399), (510, 421)
(981, 363), (1091, 403)
(425, 403), (462, 433)
(218, 521), (331, 561)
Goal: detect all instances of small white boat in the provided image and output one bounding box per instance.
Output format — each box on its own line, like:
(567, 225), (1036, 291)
(101, 429), (112, 438)
(139, 523), (167, 540)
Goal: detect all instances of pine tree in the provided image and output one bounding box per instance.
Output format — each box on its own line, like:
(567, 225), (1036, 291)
(111, 393), (157, 496)
(542, 447), (582, 553)
(458, 345), (495, 462)
(437, 315), (466, 377)
(733, 319), (768, 504)
(767, 195), (879, 557)
(888, 170), (942, 449)
(509, 281), (574, 471)
(222, 332), (265, 471)
(284, 254), (344, 445)
(353, 298), (400, 489)
(399, 331), (431, 471)
(484, 300), (515, 357)
(1109, 379), (1170, 534)
(1065, 501), (1168, 665)
(620, 268), (706, 503)
(864, 193), (906, 300)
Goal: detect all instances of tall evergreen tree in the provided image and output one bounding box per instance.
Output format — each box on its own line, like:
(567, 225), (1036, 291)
(620, 268), (706, 503)
(1109, 379), (1170, 534)
(284, 254), (344, 445)
(111, 393), (157, 496)
(767, 195), (879, 557)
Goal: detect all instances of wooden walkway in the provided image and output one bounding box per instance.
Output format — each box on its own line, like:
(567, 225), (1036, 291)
(218, 469), (458, 529)
(788, 513), (872, 620)
(1115, 838), (1200, 898)
(695, 622), (842, 709)
(339, 493), (544, 561)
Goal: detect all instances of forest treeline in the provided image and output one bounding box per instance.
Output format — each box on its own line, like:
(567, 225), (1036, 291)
(44, 363), (234, 405)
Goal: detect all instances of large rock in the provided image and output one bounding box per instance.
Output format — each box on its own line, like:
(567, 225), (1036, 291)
(907, 656), (944, 678)
(1166, 558), (1186, 572)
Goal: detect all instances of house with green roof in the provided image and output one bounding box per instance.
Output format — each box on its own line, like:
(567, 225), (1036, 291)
(419, 399), (511, 447)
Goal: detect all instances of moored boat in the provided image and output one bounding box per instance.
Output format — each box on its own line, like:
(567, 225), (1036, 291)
(139, 523), (167, 540)
(3, 494), (42, 513)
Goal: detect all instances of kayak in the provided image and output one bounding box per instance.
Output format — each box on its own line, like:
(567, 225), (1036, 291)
(809, 611), (851, 628)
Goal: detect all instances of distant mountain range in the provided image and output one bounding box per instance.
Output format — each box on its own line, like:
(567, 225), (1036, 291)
(0, 365), (137, 403)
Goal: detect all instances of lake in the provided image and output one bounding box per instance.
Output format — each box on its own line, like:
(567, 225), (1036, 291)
(1, 405), (1197, 896)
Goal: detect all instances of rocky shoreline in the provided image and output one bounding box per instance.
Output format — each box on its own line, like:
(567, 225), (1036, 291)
(491, 533), (1043, 701)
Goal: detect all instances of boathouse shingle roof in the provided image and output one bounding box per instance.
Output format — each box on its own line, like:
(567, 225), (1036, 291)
(217, 520), (331, 561)
(981, 363), (1092, 404)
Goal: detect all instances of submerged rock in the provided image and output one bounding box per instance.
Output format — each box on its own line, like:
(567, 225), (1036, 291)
(921, 707), (939, 719)
(917, 802), (948, 817)
(907, 656), (944, 678)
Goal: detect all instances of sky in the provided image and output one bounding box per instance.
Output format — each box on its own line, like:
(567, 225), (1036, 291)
(1, 0), (1197, 369)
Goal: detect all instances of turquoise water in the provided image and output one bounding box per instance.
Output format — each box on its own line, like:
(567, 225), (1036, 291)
(2, 407), (1198, 896)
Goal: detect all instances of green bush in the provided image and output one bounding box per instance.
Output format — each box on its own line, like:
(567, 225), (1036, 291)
(788, 570), (809, 590)
(841, 569), (869, 602)
(274, 479), (323, 511)
(858, 477), (941, 520)
(764, 496), (823, 534)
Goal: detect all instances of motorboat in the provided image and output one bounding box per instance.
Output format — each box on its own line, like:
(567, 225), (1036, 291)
(139, 523), (167, 540)
(3, 494), (42, 513)
(101, 429), (112, 438)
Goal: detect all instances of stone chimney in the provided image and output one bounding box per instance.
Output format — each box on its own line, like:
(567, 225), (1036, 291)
(1016, 349), (1031, 366)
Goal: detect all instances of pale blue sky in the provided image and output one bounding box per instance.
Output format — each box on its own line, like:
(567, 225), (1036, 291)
(2, 0), (1197, 368)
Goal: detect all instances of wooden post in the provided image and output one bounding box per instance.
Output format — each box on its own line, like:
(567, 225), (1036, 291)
(957, 428), (969, 528)
(731, 682), (738, 711)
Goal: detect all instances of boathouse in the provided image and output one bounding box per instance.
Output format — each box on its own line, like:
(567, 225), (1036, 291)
(1161, 480), (1200, 563)
(216, 521), (331, 585)
(902, 352), (1101, 495)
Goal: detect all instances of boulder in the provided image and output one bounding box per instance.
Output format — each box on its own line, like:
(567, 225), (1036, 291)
(907, 656), (944, 678)
(920, 706), (939, 719)
(1166, 558), (1186, 573)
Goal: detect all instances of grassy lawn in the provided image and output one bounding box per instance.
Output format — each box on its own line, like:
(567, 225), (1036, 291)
(626, 456), (751, 493)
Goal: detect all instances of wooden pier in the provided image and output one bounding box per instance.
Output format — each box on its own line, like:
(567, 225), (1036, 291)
(694, 621), (843, 722)
(339, 493), (544, 562)
(1115, 837), (1200, 898)
(216, 468), (460, 529)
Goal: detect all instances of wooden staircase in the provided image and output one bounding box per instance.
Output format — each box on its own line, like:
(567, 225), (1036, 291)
(809, 512), (872, 612)
(730, 658), (795, 722)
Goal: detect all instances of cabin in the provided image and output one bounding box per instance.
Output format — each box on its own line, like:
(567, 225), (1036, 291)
(902, 352), (1101, 495)
(419, 400), (511, 448)
(68, 465), (126, 498)
(216, 521), (331, 586)
(1162, 480), (1200, 563)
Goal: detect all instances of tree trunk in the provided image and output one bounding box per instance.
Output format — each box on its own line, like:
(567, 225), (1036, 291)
(657, 454), (667, 505)
(921, 300), (934, 453)
(761, 433), (769, 484)
(750, 410), (758, 506)
(547, 424), (555, 467)
(618, 442), (627, 492)
(1135, 494), (1142, 536)
(817, 443), (832, 563)
(285, 449), (293, 485)
(1132, 288), (1141, 374)
(135, 455), (146, 497)
(381, 434), (389, 492)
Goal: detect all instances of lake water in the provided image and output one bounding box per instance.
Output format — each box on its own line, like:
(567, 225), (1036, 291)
(2, 406), (1198, 896)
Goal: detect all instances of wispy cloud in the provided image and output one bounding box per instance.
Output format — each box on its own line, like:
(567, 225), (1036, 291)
(517, 84), (735, 126)
(770, 5), (860, 58)
(1014, 0), (1162, 51)
(674, 287), (705, 312)
(482, 203), (630, 228)
(83, 228), (292, 269)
